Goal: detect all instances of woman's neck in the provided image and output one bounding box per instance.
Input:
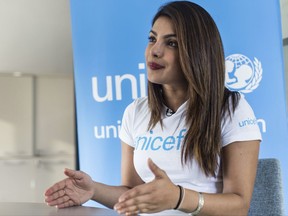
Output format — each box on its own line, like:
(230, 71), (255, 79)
(162, 86), (188, 112)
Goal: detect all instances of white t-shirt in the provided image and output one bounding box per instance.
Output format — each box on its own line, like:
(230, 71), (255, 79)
(119, 95), (262, 215)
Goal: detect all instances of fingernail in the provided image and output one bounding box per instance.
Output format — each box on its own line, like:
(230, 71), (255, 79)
(119, 197), (126, 202)
(117, 210), (124, 214)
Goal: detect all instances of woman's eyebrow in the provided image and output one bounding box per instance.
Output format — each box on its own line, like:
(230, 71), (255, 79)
(149, 30), (177, 39)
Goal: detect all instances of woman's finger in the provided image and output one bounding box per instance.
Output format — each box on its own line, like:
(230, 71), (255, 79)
(44, 179), (67, 197)
(148, 158), (167, 179)
(64, 169), (84, 180)
(56, 199), (76, 209)
(115, 193), (156, 214)
(46, 193), (70, 207)
(45, 187), (66, 202)
(118, 182), (153, 203)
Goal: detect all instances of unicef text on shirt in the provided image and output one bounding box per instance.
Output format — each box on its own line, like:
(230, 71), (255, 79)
(238, 118), (258, 127)
(135, 129), (186, 151)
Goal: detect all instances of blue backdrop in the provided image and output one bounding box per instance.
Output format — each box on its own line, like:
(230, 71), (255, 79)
(70, 0), (288, 212)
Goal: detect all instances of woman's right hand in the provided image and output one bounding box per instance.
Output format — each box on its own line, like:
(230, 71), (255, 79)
(44, 168), (94, 208)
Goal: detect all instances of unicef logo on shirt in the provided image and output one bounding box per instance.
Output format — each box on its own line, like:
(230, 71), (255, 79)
(225, 54), (263, 94)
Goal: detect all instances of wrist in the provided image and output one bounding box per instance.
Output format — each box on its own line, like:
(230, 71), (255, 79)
(178, 189), (205, 215)
(173, 185), (184, 210)
(91, 181), (100, 201)
(187, 192), (204, 216)
(169, 184), (180, 210)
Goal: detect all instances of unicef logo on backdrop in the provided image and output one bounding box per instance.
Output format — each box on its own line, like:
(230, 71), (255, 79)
(225, 54), (263, 94)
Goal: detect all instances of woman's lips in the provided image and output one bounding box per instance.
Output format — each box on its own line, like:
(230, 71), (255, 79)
(148, 62), (165, 70)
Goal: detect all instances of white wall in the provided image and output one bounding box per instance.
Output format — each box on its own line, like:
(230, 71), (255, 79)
(0, 0), (73, 75)
(281, 0), (288, 111)
(281, 0), (288, 39)
(0, 74), (75, 202)
(0, 0), (75, 203)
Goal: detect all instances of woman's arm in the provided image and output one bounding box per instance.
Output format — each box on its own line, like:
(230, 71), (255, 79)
(114, 140), (260, 216)
(90, 142), (144, 208)
(121, 141), (145, 187)
(180, 140), (260, 215)
(45, 142), (143, 209)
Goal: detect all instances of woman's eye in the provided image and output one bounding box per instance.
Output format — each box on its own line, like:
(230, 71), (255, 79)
(168, 40), (178, 48)
(148, 36), (156, 43)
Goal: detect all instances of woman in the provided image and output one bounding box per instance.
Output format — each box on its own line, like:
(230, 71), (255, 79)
(45, 1), (261, 215)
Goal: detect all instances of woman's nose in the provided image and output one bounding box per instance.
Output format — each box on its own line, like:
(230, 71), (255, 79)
(150, 43), (163, 58)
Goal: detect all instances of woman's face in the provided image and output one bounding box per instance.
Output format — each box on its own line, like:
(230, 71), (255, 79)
(145, 16), (187, 88)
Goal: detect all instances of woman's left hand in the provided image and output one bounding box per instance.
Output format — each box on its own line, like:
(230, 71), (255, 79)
(114, 158), (179, 215)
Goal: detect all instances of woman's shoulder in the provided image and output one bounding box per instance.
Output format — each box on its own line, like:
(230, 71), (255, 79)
(133, 96), (148, 106)
(221, 93), (262, 146)
(125, 96), (148, 112)
(226, 91), (251, 112)
(235, 94), (254, 112)
(224, 93), (259, 126)
(121, 96), (150, 127)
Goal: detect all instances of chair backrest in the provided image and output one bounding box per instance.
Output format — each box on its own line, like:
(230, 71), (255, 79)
(248, 158), (284, 216)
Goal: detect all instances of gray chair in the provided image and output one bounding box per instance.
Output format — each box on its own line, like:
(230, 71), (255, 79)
(248, 158), (284, 216)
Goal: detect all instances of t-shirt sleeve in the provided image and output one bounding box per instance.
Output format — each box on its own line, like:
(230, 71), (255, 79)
(119, 101), (135, 147)
(221, 96), (262, 147)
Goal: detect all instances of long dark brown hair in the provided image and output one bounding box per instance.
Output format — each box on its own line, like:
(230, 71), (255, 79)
(147, 1), (239, 177)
